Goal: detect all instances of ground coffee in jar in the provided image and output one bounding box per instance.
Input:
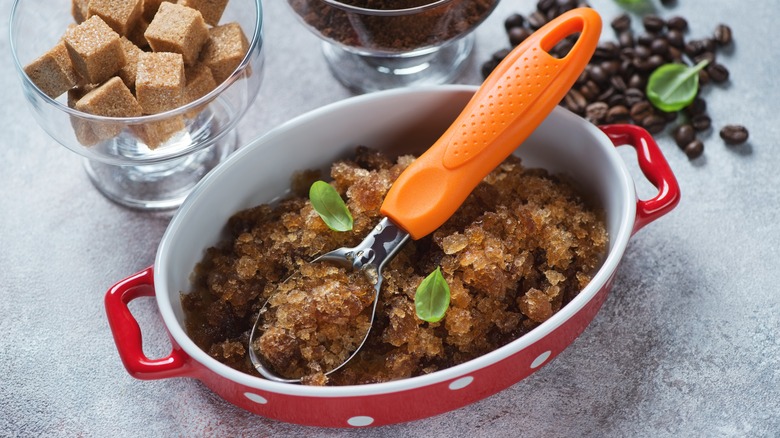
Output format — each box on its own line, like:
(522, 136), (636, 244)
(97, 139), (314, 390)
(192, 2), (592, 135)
(288, 0), (498, 53)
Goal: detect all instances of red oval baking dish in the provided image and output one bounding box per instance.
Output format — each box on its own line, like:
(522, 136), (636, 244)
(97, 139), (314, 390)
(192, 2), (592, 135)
(106, 84), (679, 427)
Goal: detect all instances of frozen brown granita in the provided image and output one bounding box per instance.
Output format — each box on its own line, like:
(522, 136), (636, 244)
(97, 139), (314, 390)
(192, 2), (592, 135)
(181, 146), (608, 386)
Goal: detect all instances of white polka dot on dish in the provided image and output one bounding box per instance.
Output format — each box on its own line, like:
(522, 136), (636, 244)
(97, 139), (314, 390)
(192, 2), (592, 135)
(347, 416), (374, 427)
(244, 392), (268, 404)
(448, 376), (474, 390)
(530, 351), (552, 369)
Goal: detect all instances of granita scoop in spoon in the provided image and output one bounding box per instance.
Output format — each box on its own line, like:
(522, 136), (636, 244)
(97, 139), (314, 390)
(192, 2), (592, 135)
(248, 8), (602, 384)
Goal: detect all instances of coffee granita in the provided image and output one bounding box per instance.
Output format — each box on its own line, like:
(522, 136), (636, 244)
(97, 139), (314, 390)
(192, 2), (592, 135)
(182, 147), (607, 386)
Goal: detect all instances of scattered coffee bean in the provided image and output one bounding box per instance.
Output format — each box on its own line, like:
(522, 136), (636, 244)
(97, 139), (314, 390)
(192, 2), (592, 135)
(691, 114), (712, 132)
(483, 2), (744, 162)
(667, 16), (688, 32)
(707, 63), (730, 83)
(585, 102), (608, 124)
(606, 105), (630, 124)
(642, 15), (666, 33)
(684, 140), (704, 159)
(527, 11), (547, 29)
(642, 115), (666, 134)
(720, 125), (749, 145)
(504, 13), (525, 31)
(673, 124), (696, 148)
(509, 27), (532, 46)
(611, 13), (631, 33)
(686, 97), (707, 116)
(713, 24), (733, 46)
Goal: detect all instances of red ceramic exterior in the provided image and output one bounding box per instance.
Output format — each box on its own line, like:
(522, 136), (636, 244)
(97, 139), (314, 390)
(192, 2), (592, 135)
(105, 124), (679, 427)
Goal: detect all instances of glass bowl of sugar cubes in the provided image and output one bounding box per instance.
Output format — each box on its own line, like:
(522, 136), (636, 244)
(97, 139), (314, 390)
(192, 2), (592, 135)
(10, 0), (264, 210)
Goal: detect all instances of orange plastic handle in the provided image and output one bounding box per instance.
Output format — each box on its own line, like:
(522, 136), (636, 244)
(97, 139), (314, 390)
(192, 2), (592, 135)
(380, 8), (602, 240)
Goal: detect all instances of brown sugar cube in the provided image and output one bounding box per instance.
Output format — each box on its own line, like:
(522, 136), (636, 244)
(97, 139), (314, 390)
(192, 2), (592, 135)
(63, 16), (126, 84)
(200, 23), (249, 84)
(71, 0), (89, 24)
(67, 85), (100, 146)
(88, 0), (143, 36)
(144, 3), (209, 66)
(126, 16), (150, 49)
(117, 37), (143, 90)
(73, 77), (143, 141)
(183, 63), (217, 118)
(132, 116), (186, 149)
(136, 52), (185, 114)
(184, 64), (217, 103)
(177, 0), (228, 26)
(142, 0), (174, 22)
(24, 42), (80, 98)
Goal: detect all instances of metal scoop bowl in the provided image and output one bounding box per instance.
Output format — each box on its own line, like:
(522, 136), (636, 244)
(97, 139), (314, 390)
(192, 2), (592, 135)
(249, 7), (602, 384)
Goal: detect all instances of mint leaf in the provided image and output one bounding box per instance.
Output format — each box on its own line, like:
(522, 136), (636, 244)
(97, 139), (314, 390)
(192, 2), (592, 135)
(646, 60), (710, 112)
(309, 180), (353, 232)
(415, 267), (451, 323)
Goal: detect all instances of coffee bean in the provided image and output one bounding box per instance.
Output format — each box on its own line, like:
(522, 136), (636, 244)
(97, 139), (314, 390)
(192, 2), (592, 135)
(642, 14), (666, 33)
(611, 13), (631, 33)
(481, 59), (499, 78)
(595, 42), (620, 60)
(528, 11), (547, 29)
(618, 31), (635, 48)
(684, 39), (707, 57)
(579, 80), (601, 100)
(707, 63), (730, 83)
(641, 114), (667, 134)
(564, 89), (587, 114)
(713, 24), (733, 46)
(625, 88), (646, 107)
(492, 48), (511, 62)
(504, 13), (525, 31)
(601, 60), (622, 76)
(667, 16), (688, 32)
(643, 15), (666, 33)
(694, 51), (716, 65)
(610, 75), (627, 92)
(585, 102), (608, 124)
(606, 105), (630, 124)
(608, 93), (627, 108)
(666, 30), (685, 48)
(661, 0), (676, 5)
(699, 70), (710, 87)
(637, 33), (656, 48)
(673, 124), (696, 148)
(684, 140), (704, 159)
(686, 97), (707, 116)
(588, 65), (610, 86)
(509, 27), (532, 46)
(650, 38), (670, 56)
(720, 125), (749, 144)
(537, 0), (556, 13)
(691, 114), (712, 131)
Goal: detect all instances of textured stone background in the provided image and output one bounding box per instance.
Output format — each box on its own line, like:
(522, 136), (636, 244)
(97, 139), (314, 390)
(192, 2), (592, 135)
(2, 0), (778, 436)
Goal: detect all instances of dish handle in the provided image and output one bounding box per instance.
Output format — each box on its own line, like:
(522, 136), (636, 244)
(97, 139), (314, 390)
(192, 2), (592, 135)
(599, 124), (681, 235)
(105, 267), (194, 380)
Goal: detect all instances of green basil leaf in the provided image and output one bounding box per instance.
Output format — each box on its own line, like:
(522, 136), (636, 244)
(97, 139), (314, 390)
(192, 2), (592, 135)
(309, 180), (353, 232)
(415, 267), (451, 323)
(646, 60), (709, 112)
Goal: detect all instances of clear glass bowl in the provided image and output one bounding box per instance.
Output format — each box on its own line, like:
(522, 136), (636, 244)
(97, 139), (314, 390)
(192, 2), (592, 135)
(10, 0), (264, 210)
(286, 0), (499, 92)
